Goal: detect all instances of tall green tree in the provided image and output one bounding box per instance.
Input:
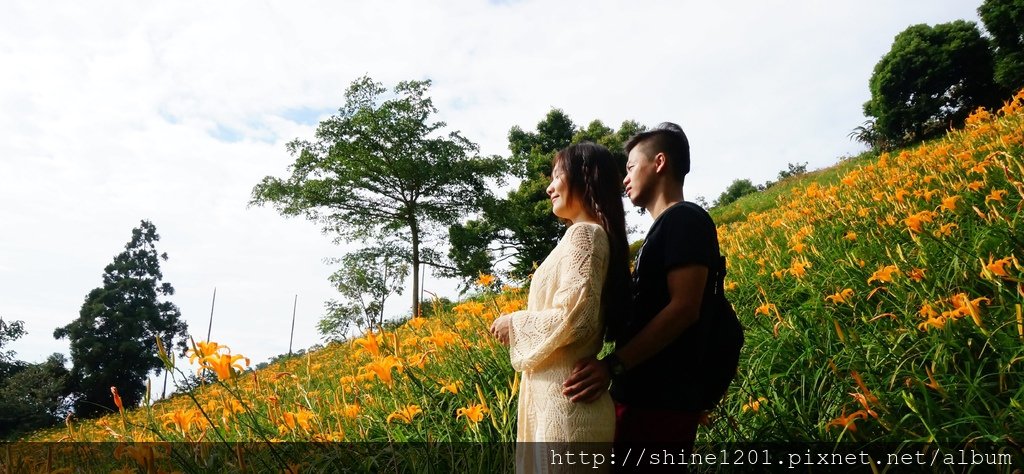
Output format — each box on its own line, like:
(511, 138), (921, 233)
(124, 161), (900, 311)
(979, 0), (1024, 93)
(53, 220), (188, 418)
(251, 76), (506, 318)
(446, 109), (641, 284)
(863, 21), (999, 147)
(318, 245), (409, 341)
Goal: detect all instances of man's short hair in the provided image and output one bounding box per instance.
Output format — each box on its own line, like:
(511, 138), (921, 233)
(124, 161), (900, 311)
(624, 122), (690, 182)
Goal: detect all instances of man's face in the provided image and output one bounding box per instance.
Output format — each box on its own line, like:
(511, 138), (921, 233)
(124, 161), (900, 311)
(624, 146), (656, 208)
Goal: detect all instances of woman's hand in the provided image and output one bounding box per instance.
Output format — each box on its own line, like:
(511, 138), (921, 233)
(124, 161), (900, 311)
(490, 314), (511, 346)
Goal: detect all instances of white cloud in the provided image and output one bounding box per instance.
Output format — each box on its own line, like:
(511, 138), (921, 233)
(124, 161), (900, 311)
(1, 0), (983, 368)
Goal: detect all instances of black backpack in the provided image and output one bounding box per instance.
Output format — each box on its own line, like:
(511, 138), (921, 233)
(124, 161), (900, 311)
(696, 254), (744, 411)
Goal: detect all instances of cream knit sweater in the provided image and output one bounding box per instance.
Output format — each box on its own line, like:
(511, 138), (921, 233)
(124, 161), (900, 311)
(507, 222), (615, 446)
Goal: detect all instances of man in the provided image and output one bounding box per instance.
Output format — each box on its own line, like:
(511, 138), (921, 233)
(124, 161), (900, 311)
(562, 122), (723, 450)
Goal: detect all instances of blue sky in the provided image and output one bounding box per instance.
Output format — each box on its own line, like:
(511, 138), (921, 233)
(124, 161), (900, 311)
(0, 0), (985, 379)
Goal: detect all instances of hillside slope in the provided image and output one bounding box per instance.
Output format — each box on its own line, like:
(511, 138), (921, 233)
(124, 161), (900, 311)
(21, 90), (1024, 455)
(713, 89), (1024, 443)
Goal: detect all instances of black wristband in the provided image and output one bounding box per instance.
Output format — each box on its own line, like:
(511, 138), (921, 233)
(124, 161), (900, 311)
(602, 353), (626, 377)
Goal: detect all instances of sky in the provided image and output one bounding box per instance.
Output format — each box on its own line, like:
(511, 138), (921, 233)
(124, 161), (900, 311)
(1, 1), (985, 378)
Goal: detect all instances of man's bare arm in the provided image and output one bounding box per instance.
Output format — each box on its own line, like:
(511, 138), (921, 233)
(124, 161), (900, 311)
(563, 264), (708, 402)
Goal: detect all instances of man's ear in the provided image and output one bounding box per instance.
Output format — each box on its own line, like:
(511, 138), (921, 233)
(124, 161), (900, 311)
(653, 152), (669, 174)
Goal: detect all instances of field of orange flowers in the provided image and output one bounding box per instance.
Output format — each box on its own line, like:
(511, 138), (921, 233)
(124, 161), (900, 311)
(12, 282), (525, 470)
(24, 283), (524, 444)
(9, 88), (1024, 471)
(715, 88), (1024, 444)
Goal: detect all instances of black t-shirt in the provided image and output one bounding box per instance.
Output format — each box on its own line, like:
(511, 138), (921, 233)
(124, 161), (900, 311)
(609, 201), (721, 410)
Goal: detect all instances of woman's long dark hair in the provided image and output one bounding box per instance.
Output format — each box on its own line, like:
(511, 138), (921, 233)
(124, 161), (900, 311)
(553, 142), (630, 339)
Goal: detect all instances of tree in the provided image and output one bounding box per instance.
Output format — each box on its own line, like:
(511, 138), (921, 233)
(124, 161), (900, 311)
(0, 317), (26, 379)
(318, 245), (409, 341)
(53, 220), (189, 418)
(714, 179), (759, 208)
(251, 76), (507, 318)
(446, 109), (642, 284)
(0, 318), (72, 437)
(848, 119), (894, 151)
(0, 353), (72, 437)
(763, 161), (810, 189)
(776, 162), (808, 181)
(863, 21), (999, 147)
(979, 0), (1024, 93)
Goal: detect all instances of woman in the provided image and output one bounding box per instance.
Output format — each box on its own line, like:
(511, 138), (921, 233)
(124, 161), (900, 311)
(490, 142), (631, 456)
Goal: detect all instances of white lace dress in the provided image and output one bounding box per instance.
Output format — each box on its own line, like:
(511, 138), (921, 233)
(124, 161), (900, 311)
(508, 222), (615, 448)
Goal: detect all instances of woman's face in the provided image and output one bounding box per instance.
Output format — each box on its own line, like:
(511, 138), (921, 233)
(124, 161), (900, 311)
(546, 161), (582, 221)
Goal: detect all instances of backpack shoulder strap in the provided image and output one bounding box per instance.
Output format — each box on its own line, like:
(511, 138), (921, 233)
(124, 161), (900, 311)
(713, 255), (727, 296)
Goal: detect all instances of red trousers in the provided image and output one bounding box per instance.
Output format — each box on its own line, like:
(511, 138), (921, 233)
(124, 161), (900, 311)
(614, 402), (700, 450)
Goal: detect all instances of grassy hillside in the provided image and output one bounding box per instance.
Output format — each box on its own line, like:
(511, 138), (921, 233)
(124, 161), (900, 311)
(13, 88), (1024, 471)
(712, 89), (1024, 443)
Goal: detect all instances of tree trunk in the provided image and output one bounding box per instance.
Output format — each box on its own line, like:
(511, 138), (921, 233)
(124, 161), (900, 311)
(410, 219), (420, 319)
(380, 262), (389, 328)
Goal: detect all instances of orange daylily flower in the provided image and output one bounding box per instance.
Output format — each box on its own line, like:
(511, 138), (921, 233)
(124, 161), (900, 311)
(188, 341), (228, 363)
(742, 397), (767, 413)
(161, 409), (198, 434)
(908, 268), (927, 282)
(985, 189), (1008, 204)
(903, 210), (935, 234)
(949, 293), (991, 328)
(981, 255), (1018, 279)
(439, 380), (463, 394)
(919, 303), (939, 319)
(199, 353), (250, 380)
(850, 371), (878, 406)
(475, 273), (496, 287)
(352, 332), (381, 358)
(789, 259), (811, 278)
(422, 329), (459, 348)
(114, 444), (166, 472)
(917, 316), (947, 331)
(825, 289), (855, 305)
(827, 408), (868, 433)
(894, 188), (909, 202)
(867, 265), (900, 285)
(386, 404), (422, 424)
(363, 355), (404, 386)
(407, 351), (431, 369)
(454, 301), (486, 316)
(341, 404), (361, 419)
(939, 195), (961, 212)
(933, 223), (958, 237)
(456, 403), (489, 425)
(279, 409), (315, 434)
(754, 303), (778, 317)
